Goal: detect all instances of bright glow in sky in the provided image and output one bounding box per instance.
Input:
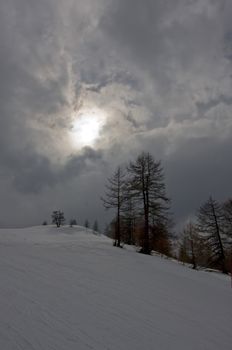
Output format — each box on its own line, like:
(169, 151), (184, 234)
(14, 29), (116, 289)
(70, 109), (106, 148)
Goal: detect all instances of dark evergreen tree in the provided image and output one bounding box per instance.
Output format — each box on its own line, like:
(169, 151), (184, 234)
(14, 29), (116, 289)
(52, 210), (65, 228)
(70, 219), (77, 227)
(93, 220), (99, 233)
(84, 219), (89, 229)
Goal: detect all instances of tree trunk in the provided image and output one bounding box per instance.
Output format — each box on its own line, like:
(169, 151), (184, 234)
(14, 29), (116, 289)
(143, 207), (150, 254)
(117, 205), (121, 247)
(212, 202), (226, 273)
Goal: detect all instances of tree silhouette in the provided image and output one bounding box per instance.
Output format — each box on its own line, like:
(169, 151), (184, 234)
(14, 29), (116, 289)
(197, 196), (226, 273)
(102, 166), (126, 247)
(127, 152), (169, 254)
(52, 211), (65, 228)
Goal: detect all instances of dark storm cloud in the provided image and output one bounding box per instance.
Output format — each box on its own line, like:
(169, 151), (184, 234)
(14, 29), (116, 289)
(12, 154), (56, 194)
(2, 146), (103, 195)
(62, 147), (104, 181)
(165, 136), (232, 227)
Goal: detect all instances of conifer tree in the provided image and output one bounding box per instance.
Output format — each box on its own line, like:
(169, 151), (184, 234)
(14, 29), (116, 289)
(93, 220), (99, 233)
(70, 219), (77, 227)
(121, 196), (136, 245)
(102, 166), (126, 247)
(197, 196), (227, 273)
(52, 210), (65, 228)
(127, 152), (169, 254)
(179, 221), (200, 269)
(84, 219), (89, 229)
(222, 199), (232, 239)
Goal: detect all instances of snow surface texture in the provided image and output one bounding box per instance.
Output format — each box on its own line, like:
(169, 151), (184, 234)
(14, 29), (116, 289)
(0, 226), (231, 350)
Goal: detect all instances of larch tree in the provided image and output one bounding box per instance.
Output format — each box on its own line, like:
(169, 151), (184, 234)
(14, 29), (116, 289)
(179, 221), (200, 269)
(101, 166), (126, 247)
(127, 152), (169, 254)
(121, 196), (137, 245)
(222, 198), (232, 239)
(197, 196), (227, 273)
(222, 198), (232, 271)
(151, 219), (172, 257)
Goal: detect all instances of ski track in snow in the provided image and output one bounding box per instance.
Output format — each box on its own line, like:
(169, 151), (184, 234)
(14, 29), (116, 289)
(0, 226), (231, 350)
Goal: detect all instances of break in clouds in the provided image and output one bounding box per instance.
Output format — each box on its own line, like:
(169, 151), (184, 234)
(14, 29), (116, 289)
(0, 0), (232, 228)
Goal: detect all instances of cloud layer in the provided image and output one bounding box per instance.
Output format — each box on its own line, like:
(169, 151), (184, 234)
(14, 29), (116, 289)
(1, 0), (232, 228)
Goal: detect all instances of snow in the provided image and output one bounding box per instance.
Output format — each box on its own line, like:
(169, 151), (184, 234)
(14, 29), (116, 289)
(0, 226), (231, 350)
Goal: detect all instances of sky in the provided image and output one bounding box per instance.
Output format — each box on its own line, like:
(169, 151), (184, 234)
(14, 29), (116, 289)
(0, 0), (232, 230)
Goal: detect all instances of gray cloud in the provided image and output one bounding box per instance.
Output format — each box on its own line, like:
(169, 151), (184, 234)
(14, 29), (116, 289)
(165, 136), (232, 227)
(2, 145), (104, 195)
(196, 94), (232, 116)
(0, 0), (232, 229)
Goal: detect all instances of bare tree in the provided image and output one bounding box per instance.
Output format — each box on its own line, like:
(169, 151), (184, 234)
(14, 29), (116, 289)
(222, 199), (232, 239)
(121, 196), (137, 245)
(52, 210), (65, 228)
(197, 196), (227, 273)
(222, 199), (232, 271)
(101, 166), (126, 247)
(104, 219), (116, 239)
(151, 220), (172, 257)
(127, 152), (169, 254)
(179, 221), (200, 269)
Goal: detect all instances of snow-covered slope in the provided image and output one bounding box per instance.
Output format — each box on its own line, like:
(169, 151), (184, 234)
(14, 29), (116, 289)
(0, 226), (231, 350)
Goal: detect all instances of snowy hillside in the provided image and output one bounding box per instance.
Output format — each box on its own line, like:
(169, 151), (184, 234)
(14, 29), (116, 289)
(0, 226), (231, 350)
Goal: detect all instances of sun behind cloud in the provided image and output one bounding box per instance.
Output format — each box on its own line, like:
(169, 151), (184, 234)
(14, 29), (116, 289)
(70, 108), (106, 149)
